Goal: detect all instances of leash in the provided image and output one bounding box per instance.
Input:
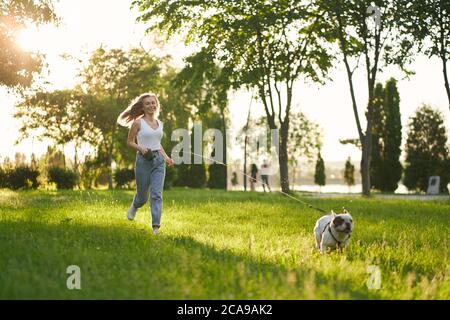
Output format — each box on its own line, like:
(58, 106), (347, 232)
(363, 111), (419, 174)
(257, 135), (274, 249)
(187, 151), (331, 214)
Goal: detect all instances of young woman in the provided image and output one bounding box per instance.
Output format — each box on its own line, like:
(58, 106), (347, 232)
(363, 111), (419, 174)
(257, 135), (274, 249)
(117, 93), (174, 235)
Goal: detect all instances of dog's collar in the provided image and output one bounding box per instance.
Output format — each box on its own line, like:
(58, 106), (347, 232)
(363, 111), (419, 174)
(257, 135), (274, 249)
(323, 222), (351, 248)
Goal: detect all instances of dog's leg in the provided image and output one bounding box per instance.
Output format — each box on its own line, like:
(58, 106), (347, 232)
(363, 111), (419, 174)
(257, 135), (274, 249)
(314, 232), (321, 250)
(320, 239), (326, 254)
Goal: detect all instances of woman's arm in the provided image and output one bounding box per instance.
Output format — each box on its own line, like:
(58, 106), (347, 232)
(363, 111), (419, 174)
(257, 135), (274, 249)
(160, 145), (174, 166)
(127, 121), (147, 154)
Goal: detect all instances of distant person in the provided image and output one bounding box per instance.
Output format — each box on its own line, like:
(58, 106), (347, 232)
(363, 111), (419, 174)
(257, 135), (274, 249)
(117, 92), (174, 235)
(231, 171), (239, 189)
(260, 159), (271, 192)
(250, 163), (258, 191)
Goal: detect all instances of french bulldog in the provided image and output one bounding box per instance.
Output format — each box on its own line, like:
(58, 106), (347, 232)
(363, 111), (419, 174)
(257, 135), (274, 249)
(314, 209), (353, 253)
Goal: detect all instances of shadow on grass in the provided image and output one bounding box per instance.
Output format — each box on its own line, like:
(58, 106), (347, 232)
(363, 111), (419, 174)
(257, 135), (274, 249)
(0, 219), (382, 300)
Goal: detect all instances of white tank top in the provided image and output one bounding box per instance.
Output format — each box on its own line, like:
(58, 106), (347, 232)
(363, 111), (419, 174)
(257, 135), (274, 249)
(137, 118), (163, 151)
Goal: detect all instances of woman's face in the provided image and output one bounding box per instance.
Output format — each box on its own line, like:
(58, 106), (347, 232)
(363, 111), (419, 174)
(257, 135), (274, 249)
(142, 96), (159, 115)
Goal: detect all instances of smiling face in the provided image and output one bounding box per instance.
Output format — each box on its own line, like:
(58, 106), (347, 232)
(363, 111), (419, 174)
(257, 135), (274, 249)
(142, 96), (159, 115)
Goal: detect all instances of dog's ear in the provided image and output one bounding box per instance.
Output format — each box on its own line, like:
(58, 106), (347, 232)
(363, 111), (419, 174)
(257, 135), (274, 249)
(331, 210), (336, 218)
(343, 207), (349, 214)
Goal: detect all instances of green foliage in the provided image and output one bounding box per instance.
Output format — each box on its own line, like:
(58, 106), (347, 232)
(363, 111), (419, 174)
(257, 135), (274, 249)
(370, 83), (385, 189)
(15, 90), (93, 146)
(318, 0), (416, 196)
(239, 113), (322, 166)
(163, 165), (177, 190)
(207, 164), (226, 189)
(382, 78), (403, 190)
(344, 157), (355, 187)
(370, 78), (403, 192)
(133, 0), (334, 193)
(288, 112), (323, 165)
(113, 168), (134, 189)
(173, 164), (190, 187)
(41, 146), (66, 169)
(404, 105), (449, 193)
(0, 167), (8, 188)
(173, 49), (231, 186)
(0, 0), (57, 90)
(189, 164), (207, 188)
(6, 166), (40, 190)
(314, 153), (326, 187)
(78, 156), (100, 190)
(47, 167), (77, 190)
(399, 0), (450, 109)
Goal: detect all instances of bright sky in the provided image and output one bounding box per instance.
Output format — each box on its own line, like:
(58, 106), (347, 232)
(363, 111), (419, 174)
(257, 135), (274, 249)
(1, 0), (449, 165)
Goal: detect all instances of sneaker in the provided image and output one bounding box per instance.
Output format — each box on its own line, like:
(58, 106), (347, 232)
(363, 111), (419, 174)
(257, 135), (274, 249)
(152, 226), (159, 235)
(127, 204), (137, 220)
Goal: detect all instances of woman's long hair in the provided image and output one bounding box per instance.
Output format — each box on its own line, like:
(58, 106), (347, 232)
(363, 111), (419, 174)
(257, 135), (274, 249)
(117, 93), (161, 128)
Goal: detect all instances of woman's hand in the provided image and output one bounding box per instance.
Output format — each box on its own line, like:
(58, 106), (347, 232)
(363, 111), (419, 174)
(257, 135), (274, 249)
(165, 157), (174, 166)
(138, 146), (148, 155)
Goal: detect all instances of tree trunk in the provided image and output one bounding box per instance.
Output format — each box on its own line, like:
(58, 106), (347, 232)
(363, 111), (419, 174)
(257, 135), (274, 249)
(107, 124), (117, 190)
(361, 135), (371, 196)
(220, 108), (227, 189)
(361, 85), (375, 196)
(442, 56), (450, 112)
(279, 122), (290, 194)
(243, 95), (253, 191)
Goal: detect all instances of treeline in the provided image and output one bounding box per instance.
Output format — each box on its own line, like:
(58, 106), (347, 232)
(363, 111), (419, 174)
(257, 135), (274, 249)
(10, 47), (230, 190)
(321, 79), (450, 194)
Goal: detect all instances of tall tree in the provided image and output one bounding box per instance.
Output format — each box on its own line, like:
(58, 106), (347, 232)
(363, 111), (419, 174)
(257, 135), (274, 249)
(0, 0), (57, 90)
(287, 111), (322, 187)
(381, 78), (402, 191)
(404, 105), (449, 193)
(344, 157), (355, 191)
(370, 78), (403, 192)
(319, 0), (414, 196)
(133, 0), (333, 193)
(314, 152), (326, 189)
(400, 0), (450, 111)
(172, 49), (231, 189)
(15, 89), (96, 171)
(370, 82), (385, 190)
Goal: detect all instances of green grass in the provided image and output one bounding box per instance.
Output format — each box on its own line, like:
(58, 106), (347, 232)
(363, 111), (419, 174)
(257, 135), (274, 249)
(0, 188), (449, 299)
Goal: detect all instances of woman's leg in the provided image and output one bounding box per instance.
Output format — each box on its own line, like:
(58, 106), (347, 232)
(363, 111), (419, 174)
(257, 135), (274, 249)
(133, 155), (152, 208)
(150, 154), (166, 228)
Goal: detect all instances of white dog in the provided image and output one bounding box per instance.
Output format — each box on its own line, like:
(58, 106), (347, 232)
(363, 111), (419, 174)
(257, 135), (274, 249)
(314, 209), (354, 253)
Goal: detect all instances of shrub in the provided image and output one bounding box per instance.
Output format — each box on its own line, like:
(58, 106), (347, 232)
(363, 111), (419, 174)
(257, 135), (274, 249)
(48, 167), (78, 189)
(164, 165), (177, 190)
(114, 168), (134, 189)
(189, 164), (207, 188)
(0, 167), (8, 188)
(207, 164), (226, 189)
(8, 166), (40, 190)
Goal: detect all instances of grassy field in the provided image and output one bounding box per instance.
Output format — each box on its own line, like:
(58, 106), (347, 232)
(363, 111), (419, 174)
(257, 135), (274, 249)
(0, 188), (449, 299)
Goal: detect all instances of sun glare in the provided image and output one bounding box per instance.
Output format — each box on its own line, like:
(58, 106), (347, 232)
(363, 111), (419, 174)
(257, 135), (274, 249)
(16, 24), (61, 54)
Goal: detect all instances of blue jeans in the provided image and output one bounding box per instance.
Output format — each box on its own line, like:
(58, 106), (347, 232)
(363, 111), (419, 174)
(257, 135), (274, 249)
(132, 150), (166, 227)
